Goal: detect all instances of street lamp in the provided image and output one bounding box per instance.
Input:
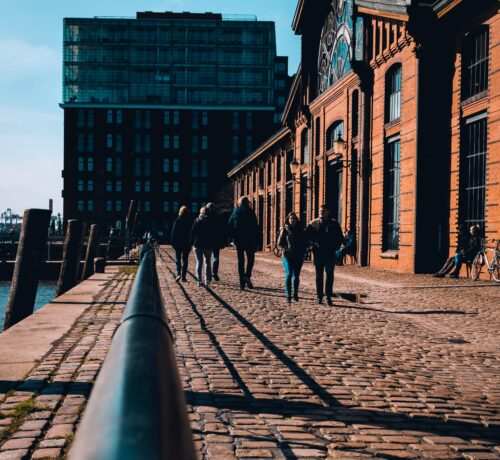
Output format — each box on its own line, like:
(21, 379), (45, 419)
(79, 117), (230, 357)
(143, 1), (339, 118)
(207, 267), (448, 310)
(288, 158), (312, 189)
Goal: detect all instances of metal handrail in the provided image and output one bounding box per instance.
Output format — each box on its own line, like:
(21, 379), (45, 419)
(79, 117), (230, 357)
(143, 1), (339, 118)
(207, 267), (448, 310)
(69, 244), (196, 460)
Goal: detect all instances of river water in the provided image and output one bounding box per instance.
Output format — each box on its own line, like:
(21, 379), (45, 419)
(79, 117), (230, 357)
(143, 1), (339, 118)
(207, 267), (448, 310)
(0, 282), (56, 333)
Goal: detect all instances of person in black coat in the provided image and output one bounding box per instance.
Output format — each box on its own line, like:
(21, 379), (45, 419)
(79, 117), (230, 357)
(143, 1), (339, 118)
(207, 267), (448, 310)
(449, 225), (482, 278)
(228, 196), (259, 290)
(170, 206), (192, 281)
(305, 204), (344, 305)
(278, 212), (307, 303)
(189, 206), (217, 286)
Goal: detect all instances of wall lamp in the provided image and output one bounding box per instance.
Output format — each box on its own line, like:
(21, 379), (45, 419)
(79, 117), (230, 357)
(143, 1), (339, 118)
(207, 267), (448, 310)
(289, 158), (313, 189)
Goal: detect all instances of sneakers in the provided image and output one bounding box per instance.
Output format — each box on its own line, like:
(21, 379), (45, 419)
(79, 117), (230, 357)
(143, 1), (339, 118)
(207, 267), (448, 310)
(213, 273), (220, 282)
(327, 298), (333, 306)
(293, 294), (299, 302)
(181, 275), (187, 282)
(245, 277), (254, 289)
(317, 297), (323, 305)
(175, 274), (181, 281)
(286, 297), (292, 304)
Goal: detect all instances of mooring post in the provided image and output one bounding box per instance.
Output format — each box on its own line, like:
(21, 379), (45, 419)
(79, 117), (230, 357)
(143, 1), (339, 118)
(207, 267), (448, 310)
(56, 219), (86, 297)
(3, 209), (51, 330)
(81, 224), (101, 281)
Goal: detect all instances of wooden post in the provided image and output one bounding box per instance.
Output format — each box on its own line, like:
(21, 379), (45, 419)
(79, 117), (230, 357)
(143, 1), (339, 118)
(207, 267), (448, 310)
(81, 224), (100, 281)
(3, 209), (51, 330)
(56, 219), (86, 297)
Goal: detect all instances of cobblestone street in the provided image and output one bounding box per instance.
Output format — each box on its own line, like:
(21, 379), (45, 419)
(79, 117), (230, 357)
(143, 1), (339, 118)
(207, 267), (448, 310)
(158, 247), (500, 459)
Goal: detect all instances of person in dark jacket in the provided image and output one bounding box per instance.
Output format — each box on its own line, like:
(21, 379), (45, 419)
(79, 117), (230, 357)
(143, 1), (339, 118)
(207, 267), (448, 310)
(278, 212), (307, 303)
(170, 206), (192, 281)
(306, 204), (344, 305)
(206, 202), (226, 282)
(433, 223), (469, 277)
(189, 206), (217, 286)
(228, 196), (259, 290)
(449, 225), (482, 278)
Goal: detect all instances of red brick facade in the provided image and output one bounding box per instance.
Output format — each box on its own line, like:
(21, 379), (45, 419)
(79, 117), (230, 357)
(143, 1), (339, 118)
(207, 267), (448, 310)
(229, 0), (499, 275)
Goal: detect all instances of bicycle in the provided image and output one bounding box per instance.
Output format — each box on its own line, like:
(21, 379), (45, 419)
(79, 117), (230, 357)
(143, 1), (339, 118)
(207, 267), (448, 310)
(471, 238), (500, 282)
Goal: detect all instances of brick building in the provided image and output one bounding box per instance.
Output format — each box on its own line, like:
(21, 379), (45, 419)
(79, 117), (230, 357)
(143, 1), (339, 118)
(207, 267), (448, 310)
(61, 12), (289, 238)
(229, 0), (499, 274)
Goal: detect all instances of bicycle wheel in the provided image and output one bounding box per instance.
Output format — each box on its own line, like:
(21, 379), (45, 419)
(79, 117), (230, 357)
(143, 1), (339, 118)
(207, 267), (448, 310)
(492, 255), (500, 282)
(471, 253), (484, 280)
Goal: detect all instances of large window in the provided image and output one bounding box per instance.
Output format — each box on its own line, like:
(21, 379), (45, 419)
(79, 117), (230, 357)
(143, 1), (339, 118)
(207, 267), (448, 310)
(460, 114), (487, 228)
(300, 129), (308, 165)
(383, 137), (400, 251)
(385, 64), (402, 123)
(462, 27), (489, 101)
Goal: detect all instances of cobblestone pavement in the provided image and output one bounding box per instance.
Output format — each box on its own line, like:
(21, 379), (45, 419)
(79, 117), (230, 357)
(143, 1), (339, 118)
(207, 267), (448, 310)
(157, 247), (500, 460)
(0, 268), (133, 459)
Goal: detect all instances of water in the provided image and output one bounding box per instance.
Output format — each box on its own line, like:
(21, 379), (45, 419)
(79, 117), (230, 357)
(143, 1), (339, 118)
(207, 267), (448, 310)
(0, 281), (57, 333)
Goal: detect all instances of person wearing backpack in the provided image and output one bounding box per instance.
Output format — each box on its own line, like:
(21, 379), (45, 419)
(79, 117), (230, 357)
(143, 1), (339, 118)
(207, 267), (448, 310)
(228, 196), (259, 290)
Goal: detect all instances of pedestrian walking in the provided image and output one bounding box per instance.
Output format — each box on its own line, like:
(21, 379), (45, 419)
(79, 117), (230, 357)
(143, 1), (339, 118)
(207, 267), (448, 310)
(228, 196), (259, 290)
(190, 206), (217, 286)
(278, 212), (307, 303)
(206, 202), (227, 282)
(306, 204), (344, 306)
(171, 206), (193, 281)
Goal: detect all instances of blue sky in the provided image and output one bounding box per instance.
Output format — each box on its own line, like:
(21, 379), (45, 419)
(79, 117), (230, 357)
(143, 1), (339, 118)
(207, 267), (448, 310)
(0, 0), (300, 216)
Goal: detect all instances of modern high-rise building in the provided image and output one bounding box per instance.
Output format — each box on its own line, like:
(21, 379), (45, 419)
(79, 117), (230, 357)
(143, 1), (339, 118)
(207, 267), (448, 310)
(61, 11), (289, 237)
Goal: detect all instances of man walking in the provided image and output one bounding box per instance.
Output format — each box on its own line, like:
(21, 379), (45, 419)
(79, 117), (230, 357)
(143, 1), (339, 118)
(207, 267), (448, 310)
(228, 196), (259, 290)
(306, 204), (344, 306)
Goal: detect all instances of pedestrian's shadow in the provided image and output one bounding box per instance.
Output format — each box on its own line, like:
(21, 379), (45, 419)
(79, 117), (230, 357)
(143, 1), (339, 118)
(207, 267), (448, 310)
(201, 286), (498, 444)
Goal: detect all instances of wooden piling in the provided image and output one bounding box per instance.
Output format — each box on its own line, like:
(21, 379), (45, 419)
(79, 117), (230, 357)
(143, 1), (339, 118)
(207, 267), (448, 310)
(81, 224), (100, 281)
(56, 219), (86, 297)
(3, 209), (51, 330)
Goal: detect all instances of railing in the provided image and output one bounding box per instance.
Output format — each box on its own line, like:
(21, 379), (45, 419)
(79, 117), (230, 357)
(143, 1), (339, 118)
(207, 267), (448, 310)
(69, 244), (196, 460)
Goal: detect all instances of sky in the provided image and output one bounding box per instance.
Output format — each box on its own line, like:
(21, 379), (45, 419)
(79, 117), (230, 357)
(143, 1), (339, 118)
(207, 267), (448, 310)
(0, 0), (300, 217)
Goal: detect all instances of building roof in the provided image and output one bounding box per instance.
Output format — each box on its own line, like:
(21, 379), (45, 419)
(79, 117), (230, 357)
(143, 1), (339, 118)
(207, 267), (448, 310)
(228, 127), (290, 178)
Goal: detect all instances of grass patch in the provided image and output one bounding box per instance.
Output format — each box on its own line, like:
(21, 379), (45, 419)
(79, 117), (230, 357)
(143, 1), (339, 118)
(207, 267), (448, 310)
(0, 400), (45, 444)
(119, 266), (138, 275)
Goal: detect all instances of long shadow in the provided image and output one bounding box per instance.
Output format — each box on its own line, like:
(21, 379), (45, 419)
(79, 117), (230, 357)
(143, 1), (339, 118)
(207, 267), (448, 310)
(162, 250), (498, 444)
(339, 305), (472, 315)
(0, 379), (92, 396)
(186, 390), (500, 443)
(163, 261), (299, 460)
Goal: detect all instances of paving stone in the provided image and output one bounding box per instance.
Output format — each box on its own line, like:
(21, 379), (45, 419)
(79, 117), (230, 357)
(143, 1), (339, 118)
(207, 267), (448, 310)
(0, 450), (29, 460)
(0, 438), (35, 450)
(31, 448), (63, 459)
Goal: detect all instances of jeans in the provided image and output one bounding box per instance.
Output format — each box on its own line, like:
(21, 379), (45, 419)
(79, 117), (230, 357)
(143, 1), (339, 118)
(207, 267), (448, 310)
(236, 244), (255, 285)
(194, 248), (212, 284)
(313, 253), (336, 299)
(212, 247), (220, 274)
(174, 248), (190, 277)
(451, 253), (466, 276)
(282, 255), (304, 299)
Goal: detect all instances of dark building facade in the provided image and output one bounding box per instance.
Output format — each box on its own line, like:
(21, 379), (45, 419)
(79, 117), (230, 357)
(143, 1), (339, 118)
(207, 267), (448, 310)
(229, 0), (499, 275)
(61, 12), (289, 237)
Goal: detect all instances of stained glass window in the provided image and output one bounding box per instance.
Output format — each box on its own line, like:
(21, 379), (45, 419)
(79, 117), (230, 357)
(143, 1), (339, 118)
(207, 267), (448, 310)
(318, 0), (353, 94)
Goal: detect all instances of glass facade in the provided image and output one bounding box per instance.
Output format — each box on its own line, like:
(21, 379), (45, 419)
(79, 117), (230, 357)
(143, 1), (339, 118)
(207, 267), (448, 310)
(63, 15), (277, 107)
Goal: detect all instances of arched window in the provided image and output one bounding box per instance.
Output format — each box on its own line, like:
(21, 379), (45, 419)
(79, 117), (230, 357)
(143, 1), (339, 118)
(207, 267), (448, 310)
(461, 26), (489, 100)
(326, 121), (344, 150)
(385, 64), (402, 123)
